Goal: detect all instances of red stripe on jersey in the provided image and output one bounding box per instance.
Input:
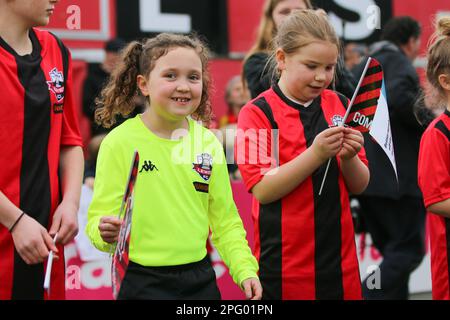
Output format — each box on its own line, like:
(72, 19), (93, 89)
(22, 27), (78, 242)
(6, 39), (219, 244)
(339, 177), (363, 299)
(281, 178), (317, 300)
(44, 245), (66, 300)
(0, 45), (24, 300)
(0, 232), (14, 299)
(429, 214), (450, 300)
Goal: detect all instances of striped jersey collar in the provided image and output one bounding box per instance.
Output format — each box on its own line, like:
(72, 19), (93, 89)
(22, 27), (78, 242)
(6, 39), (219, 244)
(272, 82), (318, 110)
(0, 28), (40, 58)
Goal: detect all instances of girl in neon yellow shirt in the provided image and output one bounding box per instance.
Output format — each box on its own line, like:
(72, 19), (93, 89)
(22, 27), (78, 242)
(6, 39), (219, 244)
(86, 33), (261, 300)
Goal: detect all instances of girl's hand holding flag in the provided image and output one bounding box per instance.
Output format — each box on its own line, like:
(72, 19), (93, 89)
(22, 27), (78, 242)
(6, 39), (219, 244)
(311, 126), (345, 162)
(339, 128), (364, 160)
(319, 57), (395, 195)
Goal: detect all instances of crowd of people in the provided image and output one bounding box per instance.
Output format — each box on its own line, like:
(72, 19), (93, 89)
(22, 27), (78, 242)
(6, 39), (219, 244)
(1, 0), (450, 300)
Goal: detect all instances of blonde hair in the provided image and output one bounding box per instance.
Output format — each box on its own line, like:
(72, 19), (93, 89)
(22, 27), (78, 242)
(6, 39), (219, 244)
(271, 9), (340, 76)
(95, 33), (212, 128)
(246, 0), (313, 57)
(427, 16), (450, 96)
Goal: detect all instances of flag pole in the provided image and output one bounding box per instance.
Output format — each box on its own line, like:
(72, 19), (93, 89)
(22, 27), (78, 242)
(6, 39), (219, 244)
(318, 57), (373, 196)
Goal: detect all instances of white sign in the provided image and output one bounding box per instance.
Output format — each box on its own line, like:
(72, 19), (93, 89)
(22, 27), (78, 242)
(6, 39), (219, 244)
(139, 0), (191, 33)
(328, 0), (381, 40)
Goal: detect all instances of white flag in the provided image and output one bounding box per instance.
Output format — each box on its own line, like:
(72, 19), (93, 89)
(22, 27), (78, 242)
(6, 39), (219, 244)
(369, 80), (398, 178)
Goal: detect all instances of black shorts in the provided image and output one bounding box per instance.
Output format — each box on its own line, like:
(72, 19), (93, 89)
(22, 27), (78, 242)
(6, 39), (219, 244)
(118, 255), (221, 300)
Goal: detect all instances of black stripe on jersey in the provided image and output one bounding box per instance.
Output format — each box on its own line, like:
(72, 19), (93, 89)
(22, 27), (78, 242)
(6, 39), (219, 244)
(298, 96), (344, 300)
(258, 201), (283, 299)
(253, 97), (279, 129)
(436, 120), (450, 142)
(253, 96), (283, 299)
(445, 219), (450, 296)
(12, 29), (51, 300)
(336, 93), (349, 110)
(253, 96), (280, 166)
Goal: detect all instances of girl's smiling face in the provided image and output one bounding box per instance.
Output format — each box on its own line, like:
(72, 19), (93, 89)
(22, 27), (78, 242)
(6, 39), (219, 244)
(138, 47), (203, 121)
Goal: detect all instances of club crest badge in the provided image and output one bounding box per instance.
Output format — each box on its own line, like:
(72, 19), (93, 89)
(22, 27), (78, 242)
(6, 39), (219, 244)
(193, 153), (213, 181)
(47, 67), (65, 102)
(331, 114), (344, 127)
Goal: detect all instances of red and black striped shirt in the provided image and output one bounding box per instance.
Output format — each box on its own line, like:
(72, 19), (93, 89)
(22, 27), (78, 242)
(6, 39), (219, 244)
(236, 84), (367, 299)
(418, 109), (450, 300)
(0, 28), (82, 300)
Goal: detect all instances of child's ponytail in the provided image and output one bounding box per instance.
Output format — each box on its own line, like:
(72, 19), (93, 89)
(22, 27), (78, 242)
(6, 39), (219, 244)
(95, 41), (144, 128)
(426, 16), (450, 105)
(437, 17), (450, 37)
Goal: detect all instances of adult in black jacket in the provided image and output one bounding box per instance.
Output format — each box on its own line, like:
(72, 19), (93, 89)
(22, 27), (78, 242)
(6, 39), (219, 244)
(243, 0), (356, 99)
(353, 16), (426, 300)
(82, 38), (127, 136)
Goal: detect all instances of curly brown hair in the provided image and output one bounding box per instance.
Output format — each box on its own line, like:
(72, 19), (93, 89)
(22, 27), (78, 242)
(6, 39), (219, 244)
(95, 33), (212, 128)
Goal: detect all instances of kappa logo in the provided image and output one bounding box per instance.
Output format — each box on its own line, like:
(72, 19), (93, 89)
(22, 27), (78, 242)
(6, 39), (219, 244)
(331, 114), (344, 127)
(47, 67), (65, 104)
(139, 160), (158, 173)
(193, 153), (212, 181)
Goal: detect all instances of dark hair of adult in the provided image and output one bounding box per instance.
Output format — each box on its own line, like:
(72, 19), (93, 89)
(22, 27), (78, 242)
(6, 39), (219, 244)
(381, 16), (421, 46)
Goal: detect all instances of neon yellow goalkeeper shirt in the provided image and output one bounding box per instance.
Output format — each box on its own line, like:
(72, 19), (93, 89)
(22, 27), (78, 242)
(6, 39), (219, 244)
(86, 115), (258, 286)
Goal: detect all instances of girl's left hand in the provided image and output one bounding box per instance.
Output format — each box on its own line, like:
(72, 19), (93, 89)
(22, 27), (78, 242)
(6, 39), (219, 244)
(241, 277), (263, 300)
(339, 127), (364, 160)
(49, 200), (79, 245)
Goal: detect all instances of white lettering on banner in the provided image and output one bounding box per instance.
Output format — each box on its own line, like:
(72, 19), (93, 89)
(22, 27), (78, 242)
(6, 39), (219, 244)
(328, 0), (379, 40)
(352, 112), (373, 129)
(139, 0), (191, 33)
(66, 5), (81, 30)
(66, 266), (81, 290)
(81, 261), (112, 289)
(65, 243), (112, 290)
(366, 5), (381, 30)
(65, 242), (78, 261)
(66, 263), (111, 290)
(366, 265), (381, 290)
